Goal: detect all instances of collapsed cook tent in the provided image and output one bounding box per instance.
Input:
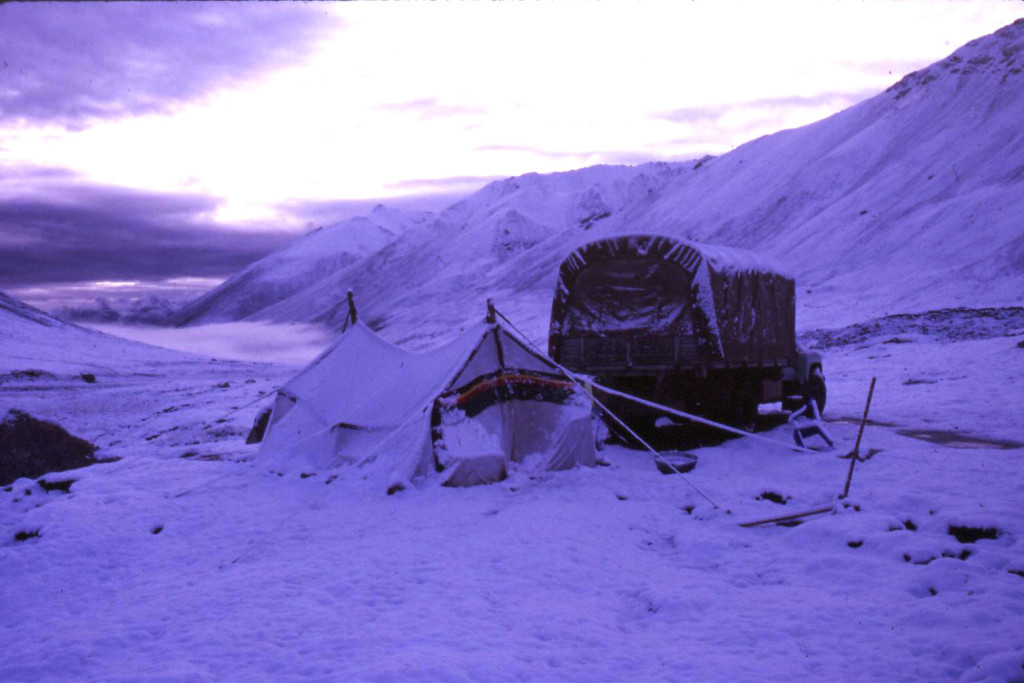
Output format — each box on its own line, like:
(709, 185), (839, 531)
(260, 308), (597, 489)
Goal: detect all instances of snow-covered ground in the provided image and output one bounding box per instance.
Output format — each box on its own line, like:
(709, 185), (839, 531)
(4, 18), (1024, 683)
(2, 292), (1023, 681)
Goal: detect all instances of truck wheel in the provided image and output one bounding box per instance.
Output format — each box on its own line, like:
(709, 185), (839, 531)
(733, 381), (758, 432)
(804, 368), (827, 415)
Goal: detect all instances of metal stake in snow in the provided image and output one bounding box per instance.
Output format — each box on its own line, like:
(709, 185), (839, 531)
(840, 377), (877, 499)
(739, 379), (878, 528)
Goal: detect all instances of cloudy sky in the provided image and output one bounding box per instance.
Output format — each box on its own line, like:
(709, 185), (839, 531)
(1, 1), (1021, 311)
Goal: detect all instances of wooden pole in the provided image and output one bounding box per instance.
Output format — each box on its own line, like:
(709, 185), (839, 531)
(346, 289), (358, 324)
(840, 377), (876, 499)
(738, 505), (834, 528)
(486, 298), (496, 324)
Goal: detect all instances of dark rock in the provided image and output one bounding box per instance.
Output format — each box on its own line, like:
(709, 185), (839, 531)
(38, 478), (75, 493)
(80, 373), (96, 384)
(948, 524), (1000, 543)
(0, 410), (98, 486)
(11, 369), (56, 380)
(756, 491), (790, 505)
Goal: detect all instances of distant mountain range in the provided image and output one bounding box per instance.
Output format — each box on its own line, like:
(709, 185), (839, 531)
(0, 289), (188, 376)
(173, 19), (1024, 347)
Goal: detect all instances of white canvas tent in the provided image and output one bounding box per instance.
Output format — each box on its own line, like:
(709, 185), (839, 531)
(260, 310), (597, 490)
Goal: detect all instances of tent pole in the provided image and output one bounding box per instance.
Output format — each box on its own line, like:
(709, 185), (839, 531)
(347, 289), (358, 325)
(840, 377), (876, 499)
(486, 298), (496, 324)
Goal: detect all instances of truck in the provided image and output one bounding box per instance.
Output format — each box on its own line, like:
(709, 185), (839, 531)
(548, 234), (825, 433)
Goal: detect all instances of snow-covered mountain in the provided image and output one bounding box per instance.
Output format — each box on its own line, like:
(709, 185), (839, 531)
(172, 204), (427, 325)
(0, 288), (67, 330)
(179, 20), (1024, 346)
(250, 163), (690, 348)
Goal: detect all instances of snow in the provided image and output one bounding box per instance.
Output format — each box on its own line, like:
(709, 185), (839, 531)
(4, 19), (1024, 683)
(2, 279), (1024, 680)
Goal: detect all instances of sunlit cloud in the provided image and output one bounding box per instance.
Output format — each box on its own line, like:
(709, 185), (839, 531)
(377, 98), (488, 120)
(655, 92), (879, 126)
(385, 176), (504, 193)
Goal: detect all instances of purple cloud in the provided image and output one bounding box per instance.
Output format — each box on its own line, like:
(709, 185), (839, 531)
(0, 3), (339, 128)
(0, 173), (294, 287)
(475, 144), (592, 160)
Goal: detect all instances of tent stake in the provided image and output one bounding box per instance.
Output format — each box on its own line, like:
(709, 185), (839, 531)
(840, 377), (877, 499)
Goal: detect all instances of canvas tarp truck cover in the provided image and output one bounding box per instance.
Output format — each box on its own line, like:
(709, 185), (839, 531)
(549, 235), (797, 370)
(260, 319), (596, 489)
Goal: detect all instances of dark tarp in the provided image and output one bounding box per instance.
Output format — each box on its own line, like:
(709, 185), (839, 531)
(549, 235), (796, 371)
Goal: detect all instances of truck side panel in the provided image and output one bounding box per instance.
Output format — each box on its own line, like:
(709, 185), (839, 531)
(710, 270), (795, 368)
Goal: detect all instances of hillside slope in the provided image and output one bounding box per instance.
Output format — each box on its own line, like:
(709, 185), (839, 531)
(581, 18), (1024, 330)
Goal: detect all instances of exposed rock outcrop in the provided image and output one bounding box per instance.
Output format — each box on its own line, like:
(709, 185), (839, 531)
(0, 409), (98, 486)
